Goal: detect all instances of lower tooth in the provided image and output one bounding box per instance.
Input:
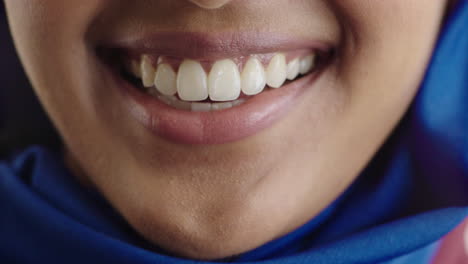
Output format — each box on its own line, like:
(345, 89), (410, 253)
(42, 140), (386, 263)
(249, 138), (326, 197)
(212, 102), (233, 111)
(191, 102), (212, 112)
(157, 93), (247, 111)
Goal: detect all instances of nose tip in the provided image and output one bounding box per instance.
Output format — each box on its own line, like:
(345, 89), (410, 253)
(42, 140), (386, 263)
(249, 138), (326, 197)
(186, 0), (234, 9)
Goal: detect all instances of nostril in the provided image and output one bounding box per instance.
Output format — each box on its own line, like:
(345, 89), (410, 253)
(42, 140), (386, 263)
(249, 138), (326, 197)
(186, 0), (233, 9)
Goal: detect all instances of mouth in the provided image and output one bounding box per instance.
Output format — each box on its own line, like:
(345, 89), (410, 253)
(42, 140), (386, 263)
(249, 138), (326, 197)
(97, 32), (334, 144)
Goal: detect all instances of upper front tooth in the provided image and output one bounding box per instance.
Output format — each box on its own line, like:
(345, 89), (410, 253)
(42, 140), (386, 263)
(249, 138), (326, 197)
(154, 64), (177, 96)
(241, 57), (266, 96)
(286, 58), (300, 80)
(141, 55), (156, 87)
(177, 60), (208, 101)
(299, 54), (316, 75)
(266, 53), (287, 88)
(208, 59), (241, 101)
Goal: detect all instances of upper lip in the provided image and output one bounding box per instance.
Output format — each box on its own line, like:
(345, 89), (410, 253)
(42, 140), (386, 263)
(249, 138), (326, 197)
(99, 31), (334, 60)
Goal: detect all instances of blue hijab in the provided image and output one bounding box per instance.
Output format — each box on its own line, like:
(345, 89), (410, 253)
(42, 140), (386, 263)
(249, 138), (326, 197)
(1, 1), (467, 263)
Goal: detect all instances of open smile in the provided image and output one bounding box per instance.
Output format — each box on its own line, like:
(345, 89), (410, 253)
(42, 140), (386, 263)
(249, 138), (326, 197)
(98, 32), (334, 144)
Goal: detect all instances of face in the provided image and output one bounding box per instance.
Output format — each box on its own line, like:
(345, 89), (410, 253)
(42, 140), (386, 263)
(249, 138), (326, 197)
(5, 0), (449, 260)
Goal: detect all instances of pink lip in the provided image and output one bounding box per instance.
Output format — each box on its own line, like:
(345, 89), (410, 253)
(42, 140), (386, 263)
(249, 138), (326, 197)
(115, 73), (320, 145)
(101, 32), (332, 144)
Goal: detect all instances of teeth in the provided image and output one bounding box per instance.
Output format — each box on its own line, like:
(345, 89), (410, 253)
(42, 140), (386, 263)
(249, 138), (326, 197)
(286, 58), (300, 80)
(208, 59), (241, 101)
(177, 60), (209, 101)
(191, 102), (212, 112)
(211, 102), (233, 111)
(265, 53), (287, 88)
(299, 54), (316, 75)
(154, 64), (177, 96)
(241, 58), (266, 96)
(133, 52), (317, 108)
(141, 55), (156, 87)
(157, 94), (244, 112)
(157, 93), (246, 111)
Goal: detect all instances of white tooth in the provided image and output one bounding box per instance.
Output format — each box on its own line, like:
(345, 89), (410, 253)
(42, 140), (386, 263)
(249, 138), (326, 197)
(266, 53), (287, 88)
(241, 58), (266, 96)
(131, 60), (142, 78)
(154, 64), (177, 96)
(208, 59), (241, 101)
(299, 54), (316, 75)
(191, 102), (212, 112)
(286, 58), (300, 80)
(141, 55), (156, 87)
(212, 102), (233, 111)
(177, 60), (208, 101)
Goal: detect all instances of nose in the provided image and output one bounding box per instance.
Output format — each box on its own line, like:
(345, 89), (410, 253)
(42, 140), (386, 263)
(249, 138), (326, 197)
(185, 0), (234, 9)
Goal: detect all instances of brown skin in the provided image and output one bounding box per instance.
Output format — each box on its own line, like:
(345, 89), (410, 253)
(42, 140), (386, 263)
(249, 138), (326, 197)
(5, 0), (450, 260)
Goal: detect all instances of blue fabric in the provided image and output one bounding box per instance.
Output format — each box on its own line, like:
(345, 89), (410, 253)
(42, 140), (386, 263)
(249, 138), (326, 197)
(381, 241), (440, 264)
(1, 1), (468, 263)
(1, 147), (466, 264)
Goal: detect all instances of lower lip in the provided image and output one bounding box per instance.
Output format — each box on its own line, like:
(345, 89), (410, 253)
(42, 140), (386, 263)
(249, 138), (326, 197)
(113, 69), (321, 145)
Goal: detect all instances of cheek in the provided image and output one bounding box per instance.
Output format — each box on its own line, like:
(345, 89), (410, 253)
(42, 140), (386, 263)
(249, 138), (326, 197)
(4, 0), (107, 104)
(295, 0), (449, 186)
(4, 0), (109, 80)
(4, 0), (116, 167)
(329, 0), (447, 107)
(5, 0), (104, 40)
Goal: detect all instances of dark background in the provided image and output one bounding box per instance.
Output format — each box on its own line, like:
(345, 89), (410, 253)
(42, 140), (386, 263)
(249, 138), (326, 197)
(0, 2), (59, 157)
